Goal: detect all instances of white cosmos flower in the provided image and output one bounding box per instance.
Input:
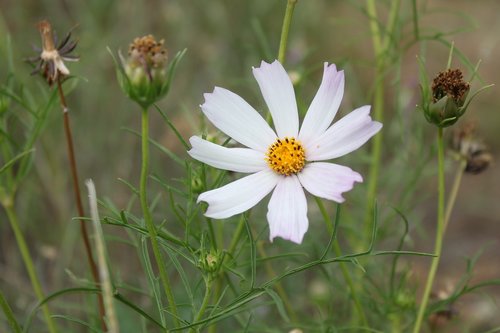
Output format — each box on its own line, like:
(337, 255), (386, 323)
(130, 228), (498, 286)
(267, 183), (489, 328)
(188, 60), (382, 244)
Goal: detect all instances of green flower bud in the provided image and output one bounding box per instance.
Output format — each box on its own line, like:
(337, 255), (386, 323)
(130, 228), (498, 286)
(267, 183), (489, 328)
(423, 69), (470, 128)
(394, 289), (415, 309)
(191, 175), (204, 194)
(198, 249), (223, 279)
(116, 35), (169, 108)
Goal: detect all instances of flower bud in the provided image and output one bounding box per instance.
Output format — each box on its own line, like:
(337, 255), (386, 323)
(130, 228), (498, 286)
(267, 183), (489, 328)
(425, 69), (470, 127)
(198, 249), (223, 279)
(116, 35), (169, 108)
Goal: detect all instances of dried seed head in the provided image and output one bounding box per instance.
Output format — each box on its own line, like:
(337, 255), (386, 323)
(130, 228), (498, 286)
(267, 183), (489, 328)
(451, 122), (493, 174)
(421, 68), (471, 128)
(37, 20), (56, 52)
(428, 283), (458, 331)
(28, 20), (79, 86)
(432, 69), (470, 105)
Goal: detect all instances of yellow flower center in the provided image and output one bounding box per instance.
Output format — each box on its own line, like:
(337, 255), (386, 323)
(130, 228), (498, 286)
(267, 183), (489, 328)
(266, 137), (306, 176)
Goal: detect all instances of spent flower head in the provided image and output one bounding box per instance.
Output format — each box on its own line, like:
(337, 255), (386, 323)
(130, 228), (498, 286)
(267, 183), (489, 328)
(451, 122), (492, 174)
(188, 60), (382, 244)
(420, 67), (470, 128)
(115, 35), (169, 108)
(417, 55), (493, 128)
(28, 20), (79, 86)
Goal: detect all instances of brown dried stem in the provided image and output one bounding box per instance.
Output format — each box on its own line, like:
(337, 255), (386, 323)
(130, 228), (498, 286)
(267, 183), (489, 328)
(56, 76), (107, 332)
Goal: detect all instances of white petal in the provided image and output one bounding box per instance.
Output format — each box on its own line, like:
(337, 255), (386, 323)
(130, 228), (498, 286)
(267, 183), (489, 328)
(299, 63), (344, 144)
(267, 175), (308, 244)
(55, 57), (70, 75)
(188, 136), (267, 173)
(298, 162), (362, 203)
(201, 87), (277, 152)
(252, 60), (299, 138)
(198, 169), (279, 219)
(305, 105), (382, 161)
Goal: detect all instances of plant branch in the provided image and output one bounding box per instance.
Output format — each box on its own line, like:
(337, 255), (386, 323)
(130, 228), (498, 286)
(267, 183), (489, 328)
(56, 77), (107, 332)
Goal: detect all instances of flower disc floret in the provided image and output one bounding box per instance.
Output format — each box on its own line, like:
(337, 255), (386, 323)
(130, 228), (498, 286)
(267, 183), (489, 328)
(266, 137), (305, 176)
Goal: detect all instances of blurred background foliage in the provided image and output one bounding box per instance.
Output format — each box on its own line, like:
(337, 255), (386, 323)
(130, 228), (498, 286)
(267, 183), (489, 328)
(1, 0), (500, 332)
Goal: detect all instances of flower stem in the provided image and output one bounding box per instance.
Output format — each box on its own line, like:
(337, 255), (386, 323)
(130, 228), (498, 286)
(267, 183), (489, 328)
(278, 0), (298, 64)
(315, 198), (368, 326)
(363, 0), (400, 247)
(56, 77), (107, 332)
(444, 159), (466, 232)
(266, 0), (298, 124)
(362, 0), (384, 246)
(413, 127), (446, 333)
(3, 202), (58, 333)
(190, 278), (213, 333)
(227, 215), (246, 255)
(140, 107), (179, 328)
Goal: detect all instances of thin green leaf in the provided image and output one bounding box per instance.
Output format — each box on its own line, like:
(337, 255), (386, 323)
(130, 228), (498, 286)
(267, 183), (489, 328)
(23, 287), (101, 332)
(0, 149), (34, 175)
(114, 292), (166, 330)
(117, 177), (140, 196)
(0, 289), (22, 333)
(122, 127), (184, 165)
(140, 237), (166, 326)
(153, 104), (189, 149)
(264, 288), (290, 323)
(244, 216), (256, 290)
(51, 315), (100, 333)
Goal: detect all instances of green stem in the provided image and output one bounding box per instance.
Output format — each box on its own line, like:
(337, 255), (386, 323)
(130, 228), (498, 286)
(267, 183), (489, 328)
(207, 215), (245, 333)
(443, 159), (466, 232)
(365, 0), (404, 326)
(227, 215), (246, 255)
(140, 107), (179, 328)
(266, 0), (298, 125)
(413, 127), (446, 333)
(278, 0), (298, 64)
(315, 198), (368, 326)
(411, 0), (419, 41)
(363, 0), (401, 246)
(0, 288), (22, 333)
(3, 203), (58, 333)
(363, 0), (384, 246)
(190, 278), (213, 333)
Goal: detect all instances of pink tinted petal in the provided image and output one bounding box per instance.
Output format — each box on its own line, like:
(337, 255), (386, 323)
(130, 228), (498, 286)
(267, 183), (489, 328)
(299, 63), (344, 144)
(201, 87), (277, 152)
(298, 162), (362, 203)
(198, 169), (279, 219)
(267, 175), (308, 244)
(252, 60), (299, 138)
(188, 136), (267, 173)
(305, 105), (382, 161)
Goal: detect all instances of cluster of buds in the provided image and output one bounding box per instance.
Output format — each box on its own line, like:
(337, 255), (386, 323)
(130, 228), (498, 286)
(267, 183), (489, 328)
(116, 35), (169, 108)
(420, 68), (471, 128)
(451, 122), (492, 174)
(28, 20), (79, 86)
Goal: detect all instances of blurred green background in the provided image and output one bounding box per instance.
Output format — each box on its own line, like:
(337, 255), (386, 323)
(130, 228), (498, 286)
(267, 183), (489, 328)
(1, 0), (499, 331)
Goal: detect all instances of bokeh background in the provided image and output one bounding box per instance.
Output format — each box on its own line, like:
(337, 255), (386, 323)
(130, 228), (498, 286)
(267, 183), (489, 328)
(1, 0), (499, 331)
